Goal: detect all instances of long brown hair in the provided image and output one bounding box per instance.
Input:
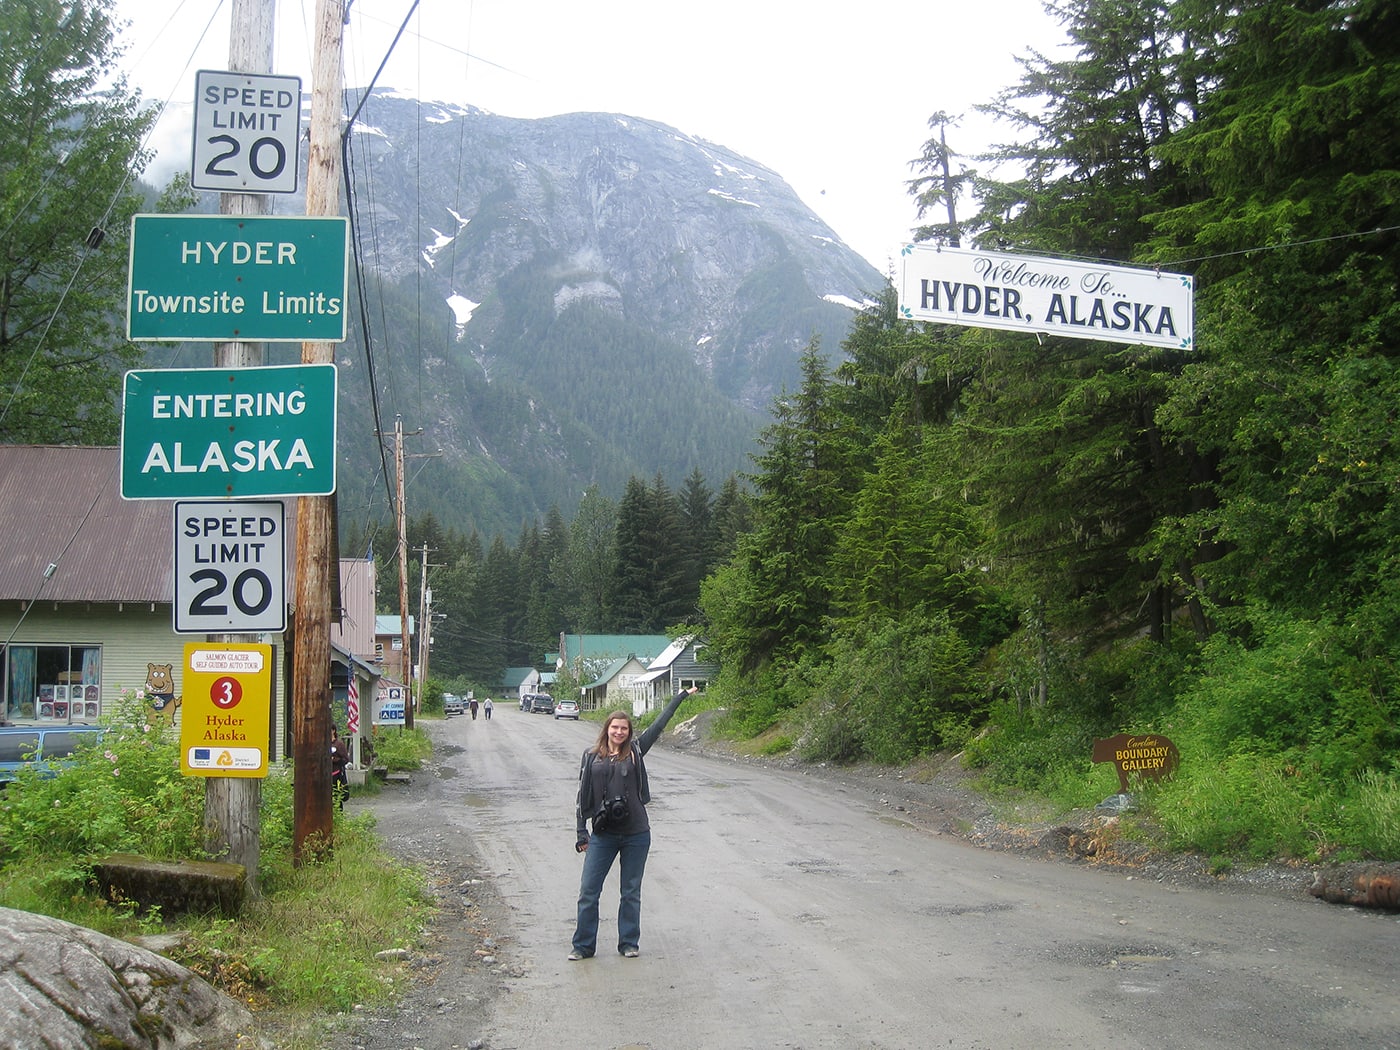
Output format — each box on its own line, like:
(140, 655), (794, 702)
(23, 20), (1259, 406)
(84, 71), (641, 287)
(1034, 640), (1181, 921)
(591, 710), (634, 758)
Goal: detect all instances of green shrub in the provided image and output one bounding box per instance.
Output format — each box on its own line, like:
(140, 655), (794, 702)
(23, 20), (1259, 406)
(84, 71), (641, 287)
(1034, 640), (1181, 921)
(755, 734), (794, 756)
(1174, 612), (1372, 760)
(1150, 751), (1344, 860)
(1343, 770), (1400, 858)
(369, 726), (431, 772)
(0, 695), (204, 867)
(798, 612), (985, 764)
(0, 702), (438, 1028)
(720, 660), (813, 739)
(962, 700), (1098, 790)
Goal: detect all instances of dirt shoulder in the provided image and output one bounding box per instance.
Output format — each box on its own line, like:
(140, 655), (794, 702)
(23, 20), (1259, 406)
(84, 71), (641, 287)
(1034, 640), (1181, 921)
(668, 708), (1394, 906)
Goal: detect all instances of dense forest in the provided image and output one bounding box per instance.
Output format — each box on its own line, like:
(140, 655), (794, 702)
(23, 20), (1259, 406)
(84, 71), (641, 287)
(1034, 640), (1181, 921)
(381, 0), (1400, 863)
(340, 469), (753, 685)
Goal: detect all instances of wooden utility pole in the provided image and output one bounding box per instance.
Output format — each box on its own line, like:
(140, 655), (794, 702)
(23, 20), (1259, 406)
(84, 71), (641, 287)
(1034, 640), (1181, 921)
(416, 543), (433, 711)
(290, 0), (345, 863)
(205, 0), (275, 897)
(395, 417), (413, 728)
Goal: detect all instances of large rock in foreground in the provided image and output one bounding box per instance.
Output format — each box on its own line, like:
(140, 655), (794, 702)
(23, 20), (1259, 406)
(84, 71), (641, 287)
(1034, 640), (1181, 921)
(0, 906), (264, 1049)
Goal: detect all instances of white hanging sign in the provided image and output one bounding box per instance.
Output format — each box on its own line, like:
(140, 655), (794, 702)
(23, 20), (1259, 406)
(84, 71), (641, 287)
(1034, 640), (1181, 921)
(898, 245), (1194, 350)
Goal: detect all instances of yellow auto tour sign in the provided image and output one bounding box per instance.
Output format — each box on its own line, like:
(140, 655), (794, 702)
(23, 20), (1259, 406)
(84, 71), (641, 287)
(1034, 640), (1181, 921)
(180, 642), (272, 778)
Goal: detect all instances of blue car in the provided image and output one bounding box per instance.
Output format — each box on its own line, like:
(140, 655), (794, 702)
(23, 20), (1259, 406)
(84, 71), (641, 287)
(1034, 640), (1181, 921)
(0, 724), (105, 784)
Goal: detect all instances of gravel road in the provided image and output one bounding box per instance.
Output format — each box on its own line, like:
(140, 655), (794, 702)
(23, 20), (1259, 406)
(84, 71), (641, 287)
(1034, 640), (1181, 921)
(315, 704), (1400, 1050)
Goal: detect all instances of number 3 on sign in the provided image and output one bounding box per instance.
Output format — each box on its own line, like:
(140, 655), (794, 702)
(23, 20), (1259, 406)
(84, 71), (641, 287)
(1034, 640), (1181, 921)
(211, 676), (243, 709)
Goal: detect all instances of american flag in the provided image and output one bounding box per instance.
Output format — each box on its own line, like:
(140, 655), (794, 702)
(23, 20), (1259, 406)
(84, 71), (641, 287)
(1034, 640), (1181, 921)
(346, 676), (360, 735)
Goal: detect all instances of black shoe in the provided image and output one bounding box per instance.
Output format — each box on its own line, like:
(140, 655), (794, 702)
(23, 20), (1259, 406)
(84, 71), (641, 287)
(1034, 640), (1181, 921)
(567, 950), (591, 961)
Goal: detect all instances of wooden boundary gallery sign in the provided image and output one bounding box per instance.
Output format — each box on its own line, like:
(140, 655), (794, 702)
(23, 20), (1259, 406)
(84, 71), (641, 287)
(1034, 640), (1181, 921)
(898, 245), (1194, 350)
(1091, 732), (1180, 794)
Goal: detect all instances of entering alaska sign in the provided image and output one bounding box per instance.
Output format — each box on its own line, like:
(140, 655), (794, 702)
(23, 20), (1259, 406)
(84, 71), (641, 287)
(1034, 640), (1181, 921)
(898, 244), (1194, 350)
(120, 364), (337, 500)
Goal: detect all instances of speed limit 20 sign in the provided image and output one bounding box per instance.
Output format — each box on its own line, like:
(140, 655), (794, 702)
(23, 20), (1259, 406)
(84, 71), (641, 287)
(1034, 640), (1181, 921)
(173, 500), (286, 634)
(192, 70), (302, 194)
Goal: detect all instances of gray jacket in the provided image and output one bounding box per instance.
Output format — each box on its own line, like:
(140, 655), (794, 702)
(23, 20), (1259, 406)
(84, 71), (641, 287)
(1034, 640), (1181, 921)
(574, 689), (692, 845)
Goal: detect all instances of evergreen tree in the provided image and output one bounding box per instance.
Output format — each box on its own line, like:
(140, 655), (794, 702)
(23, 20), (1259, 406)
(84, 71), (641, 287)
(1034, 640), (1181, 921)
(462, 536), (515, 678)
(1145, 0), (1400, 644)
(908, 112), (977, 247)
(703, 342), (854, 672)
(711, 475), (753, 562)
(925, 0), (1219, 655)
(522, 504), (571, 656)
(677, 468), (716, 616)
(610, 474), (688, 631)
(0, 0), (155, 442)
(971, 0), (1201, 254)
(563, 486), (617, 632)
(830, 416), (988, 630)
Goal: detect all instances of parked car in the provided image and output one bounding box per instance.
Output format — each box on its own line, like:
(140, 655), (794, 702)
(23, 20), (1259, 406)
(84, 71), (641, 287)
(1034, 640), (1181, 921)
(442, 694), (465, 716)
(0, 724), (105, 785)
(554, 699), (580, 720)
(526, 693), (555, 715)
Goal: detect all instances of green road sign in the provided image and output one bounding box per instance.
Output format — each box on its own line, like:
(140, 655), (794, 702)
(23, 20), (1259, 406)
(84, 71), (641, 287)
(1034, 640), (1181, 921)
(121, 364), (337, 499)
(127, 214), (348, 342)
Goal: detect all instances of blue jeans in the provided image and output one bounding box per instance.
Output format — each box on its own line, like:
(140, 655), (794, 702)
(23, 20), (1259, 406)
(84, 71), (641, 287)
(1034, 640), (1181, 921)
(572, 828), (651, 955)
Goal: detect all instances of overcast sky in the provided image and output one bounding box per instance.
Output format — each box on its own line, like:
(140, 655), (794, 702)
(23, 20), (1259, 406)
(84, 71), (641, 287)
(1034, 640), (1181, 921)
(115, 0), (1068, 273)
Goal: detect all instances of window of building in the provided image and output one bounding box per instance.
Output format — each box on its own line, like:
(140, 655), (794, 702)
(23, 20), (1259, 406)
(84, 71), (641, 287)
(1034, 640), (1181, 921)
(4, 644), (103, 723)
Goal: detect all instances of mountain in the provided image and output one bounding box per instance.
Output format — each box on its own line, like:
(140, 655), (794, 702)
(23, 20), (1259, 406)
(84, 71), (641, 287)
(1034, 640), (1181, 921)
(186, 92), (888, 537)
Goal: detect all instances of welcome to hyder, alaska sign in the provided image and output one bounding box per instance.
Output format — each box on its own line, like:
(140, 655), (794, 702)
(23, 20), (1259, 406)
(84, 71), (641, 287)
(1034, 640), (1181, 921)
(898, 245), (1194, 350)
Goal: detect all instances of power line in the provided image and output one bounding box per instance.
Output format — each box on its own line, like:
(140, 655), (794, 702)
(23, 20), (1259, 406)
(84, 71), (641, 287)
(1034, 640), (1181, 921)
(1159, 223), (1400, 270)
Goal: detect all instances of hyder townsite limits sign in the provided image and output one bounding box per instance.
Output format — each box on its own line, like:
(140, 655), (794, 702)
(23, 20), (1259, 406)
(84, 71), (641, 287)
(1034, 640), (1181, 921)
(126, 214), (348, 343)
(898, 244), (1194, 350)
(120, 364), (337, 500)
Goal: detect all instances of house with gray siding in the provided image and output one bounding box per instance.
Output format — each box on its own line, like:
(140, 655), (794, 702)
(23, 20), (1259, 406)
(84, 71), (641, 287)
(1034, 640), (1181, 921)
(636, 635), (717, 710)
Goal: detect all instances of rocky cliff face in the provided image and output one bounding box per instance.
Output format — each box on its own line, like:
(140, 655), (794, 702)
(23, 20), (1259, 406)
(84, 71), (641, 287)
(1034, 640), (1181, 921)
(313, 93), (887, 532)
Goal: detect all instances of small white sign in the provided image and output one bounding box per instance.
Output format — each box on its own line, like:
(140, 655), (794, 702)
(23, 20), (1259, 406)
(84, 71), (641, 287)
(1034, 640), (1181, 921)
(374, 686), (406, 726)
(898, 245), (1194, 350)
(173, 501), (286, 634)
(192, 70), (302, 194)
(185, 746), (264, 771)
(188, 647), (268, 673)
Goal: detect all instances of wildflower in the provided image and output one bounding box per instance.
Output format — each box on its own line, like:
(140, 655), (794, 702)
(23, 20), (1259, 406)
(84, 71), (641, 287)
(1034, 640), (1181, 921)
(112, 769), (120, 777)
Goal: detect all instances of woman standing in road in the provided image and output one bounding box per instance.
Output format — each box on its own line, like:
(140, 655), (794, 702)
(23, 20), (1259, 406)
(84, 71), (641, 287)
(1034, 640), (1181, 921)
(569, 685), (699, 960)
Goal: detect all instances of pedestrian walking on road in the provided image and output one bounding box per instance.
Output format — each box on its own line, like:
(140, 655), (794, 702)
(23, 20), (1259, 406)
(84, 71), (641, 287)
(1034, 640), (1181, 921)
(569, 685), (699, 961)
(483, 697), (493, 720)
(470, 697), (479, 720)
